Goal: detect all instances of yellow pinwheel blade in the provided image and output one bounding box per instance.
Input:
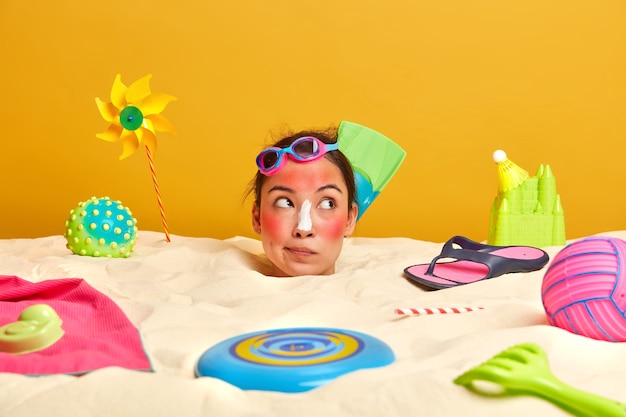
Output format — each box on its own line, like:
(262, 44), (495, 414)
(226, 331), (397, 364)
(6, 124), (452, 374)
(141, 93), (177, 115)
(111, 74), (128, 110)
(119, 130), (140, 160)
(96, 124), (123, 142)
(95, 98), (119, 123)
(146, 114), (177, 134)
(126, 74), (153, 104)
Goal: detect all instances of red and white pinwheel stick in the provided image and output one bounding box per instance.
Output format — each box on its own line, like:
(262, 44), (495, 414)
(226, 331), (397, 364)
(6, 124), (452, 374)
(145, 146), (170, 243)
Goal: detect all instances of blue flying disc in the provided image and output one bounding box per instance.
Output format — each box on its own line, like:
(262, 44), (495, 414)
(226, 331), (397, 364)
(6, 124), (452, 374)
(195, 327), (395, 393)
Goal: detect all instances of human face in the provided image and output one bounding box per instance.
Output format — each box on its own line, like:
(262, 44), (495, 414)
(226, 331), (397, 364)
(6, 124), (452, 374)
(252, 157), (357, 277)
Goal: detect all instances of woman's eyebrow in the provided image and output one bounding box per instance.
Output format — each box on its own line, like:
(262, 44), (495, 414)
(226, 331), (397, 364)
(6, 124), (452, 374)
(268, 185), (295, 194)
(317, 184), (343, 194)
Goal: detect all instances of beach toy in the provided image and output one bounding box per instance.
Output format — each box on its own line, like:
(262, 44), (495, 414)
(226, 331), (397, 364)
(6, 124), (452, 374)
(195, 327), (395, 393)
(96, 74), (176, 242)
(454, 343), (626, 417)
(542, 236), (626, 342)
(64, 196), (137, 258)
(0, 304), (64, 355)
(488, 149), (565, 247)
(395, 307), (484, 316)
(337, 121), (406, 220)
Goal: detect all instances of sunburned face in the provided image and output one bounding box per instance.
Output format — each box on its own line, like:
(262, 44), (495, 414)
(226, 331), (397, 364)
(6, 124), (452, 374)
(252, 157), (357, 277)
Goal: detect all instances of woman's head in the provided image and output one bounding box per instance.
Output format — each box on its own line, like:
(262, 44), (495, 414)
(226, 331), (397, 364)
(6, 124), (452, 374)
(249, 128), (358, 277)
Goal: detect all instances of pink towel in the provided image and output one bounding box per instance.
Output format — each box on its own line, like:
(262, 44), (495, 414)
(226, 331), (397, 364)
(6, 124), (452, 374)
(0, 275), (152, 375)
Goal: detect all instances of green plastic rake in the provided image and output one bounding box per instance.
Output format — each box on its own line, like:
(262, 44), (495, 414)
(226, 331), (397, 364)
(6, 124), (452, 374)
(454, 343), (626, 417)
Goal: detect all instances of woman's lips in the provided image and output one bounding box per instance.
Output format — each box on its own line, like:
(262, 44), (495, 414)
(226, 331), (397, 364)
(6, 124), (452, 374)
(286, 247), (316, 256)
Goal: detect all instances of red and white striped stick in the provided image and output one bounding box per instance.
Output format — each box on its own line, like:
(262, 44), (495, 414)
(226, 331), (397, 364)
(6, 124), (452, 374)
(395, 307), (484, 316)
(145, 145), (171, 242)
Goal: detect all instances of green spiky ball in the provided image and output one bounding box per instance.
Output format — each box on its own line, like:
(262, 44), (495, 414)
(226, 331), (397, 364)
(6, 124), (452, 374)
(64, 196), (137, 258)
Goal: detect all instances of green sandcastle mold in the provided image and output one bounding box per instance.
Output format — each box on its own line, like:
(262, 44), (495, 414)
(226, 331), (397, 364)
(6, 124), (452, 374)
(488, 164), (566, 247)
(0, 304), (64, 354)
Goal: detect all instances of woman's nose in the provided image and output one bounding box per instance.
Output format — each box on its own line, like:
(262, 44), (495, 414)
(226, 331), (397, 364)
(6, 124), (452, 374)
(294, 229), (314, 238)
(294, 200), (314, 238)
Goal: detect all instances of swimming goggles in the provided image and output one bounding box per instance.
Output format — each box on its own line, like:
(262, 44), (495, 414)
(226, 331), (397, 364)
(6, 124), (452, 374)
(256, 136), (339, 176)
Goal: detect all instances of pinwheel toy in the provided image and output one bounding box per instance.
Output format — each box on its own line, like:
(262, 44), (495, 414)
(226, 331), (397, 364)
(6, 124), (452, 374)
(95, 74), (176, 242)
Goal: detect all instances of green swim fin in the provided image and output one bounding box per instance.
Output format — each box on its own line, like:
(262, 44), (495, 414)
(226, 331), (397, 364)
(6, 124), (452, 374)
(337, 121), (406, 220)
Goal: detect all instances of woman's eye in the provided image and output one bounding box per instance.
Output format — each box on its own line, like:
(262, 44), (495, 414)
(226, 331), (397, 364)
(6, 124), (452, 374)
(275, 197), (293, 208)
(318, 199), (335, 210)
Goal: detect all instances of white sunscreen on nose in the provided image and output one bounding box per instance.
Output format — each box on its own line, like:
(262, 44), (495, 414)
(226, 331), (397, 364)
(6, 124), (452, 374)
(297, 200), (313, 231)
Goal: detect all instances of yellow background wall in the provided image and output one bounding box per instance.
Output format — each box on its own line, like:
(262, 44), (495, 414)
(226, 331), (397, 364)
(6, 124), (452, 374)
(1, 0), (625, 243)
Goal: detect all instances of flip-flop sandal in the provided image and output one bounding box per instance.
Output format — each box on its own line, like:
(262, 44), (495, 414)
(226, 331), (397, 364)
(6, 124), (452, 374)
(404, 236), (550, 290)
